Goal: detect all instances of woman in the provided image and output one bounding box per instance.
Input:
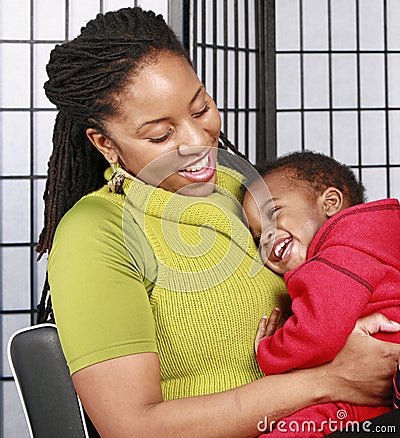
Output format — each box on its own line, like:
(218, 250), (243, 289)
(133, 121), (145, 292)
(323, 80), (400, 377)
(37, 7), (399, 437)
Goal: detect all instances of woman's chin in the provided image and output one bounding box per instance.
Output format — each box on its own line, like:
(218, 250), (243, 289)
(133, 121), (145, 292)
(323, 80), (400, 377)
(177, 179), (216, 197)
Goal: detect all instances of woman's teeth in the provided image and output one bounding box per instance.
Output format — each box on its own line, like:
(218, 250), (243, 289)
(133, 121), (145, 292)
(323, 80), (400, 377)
(184, 155), (209, 172)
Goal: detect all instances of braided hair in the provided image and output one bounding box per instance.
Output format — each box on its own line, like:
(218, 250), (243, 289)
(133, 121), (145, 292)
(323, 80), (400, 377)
(36, 7), (242, 323)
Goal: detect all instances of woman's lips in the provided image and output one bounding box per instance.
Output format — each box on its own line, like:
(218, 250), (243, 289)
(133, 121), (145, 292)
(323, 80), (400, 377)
(177, 149), (216, 183)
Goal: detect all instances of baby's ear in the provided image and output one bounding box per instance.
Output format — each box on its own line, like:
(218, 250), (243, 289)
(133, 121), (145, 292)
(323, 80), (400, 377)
(321, 187), (345, 218)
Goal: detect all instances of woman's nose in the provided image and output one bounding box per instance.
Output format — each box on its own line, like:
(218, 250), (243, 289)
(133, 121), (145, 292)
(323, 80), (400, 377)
(178, 118), (211, 150)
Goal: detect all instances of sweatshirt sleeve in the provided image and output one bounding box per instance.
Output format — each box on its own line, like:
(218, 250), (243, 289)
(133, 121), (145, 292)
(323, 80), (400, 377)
(256, 246), (381, 375)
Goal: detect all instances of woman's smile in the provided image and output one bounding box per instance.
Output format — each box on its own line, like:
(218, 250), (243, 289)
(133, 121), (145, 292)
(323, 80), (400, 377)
(88, 51), (222, 197)
(177, 148), (216, 183)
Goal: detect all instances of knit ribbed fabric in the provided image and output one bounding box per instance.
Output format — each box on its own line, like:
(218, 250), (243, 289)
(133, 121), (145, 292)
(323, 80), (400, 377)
(120, 166), (289, 400)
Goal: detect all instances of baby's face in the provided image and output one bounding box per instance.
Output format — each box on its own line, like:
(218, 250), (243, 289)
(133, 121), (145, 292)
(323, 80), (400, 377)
(243, 172), (328, 275)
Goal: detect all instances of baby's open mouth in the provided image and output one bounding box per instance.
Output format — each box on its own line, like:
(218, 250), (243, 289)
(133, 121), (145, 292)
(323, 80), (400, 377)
(270, 237), (292, 262)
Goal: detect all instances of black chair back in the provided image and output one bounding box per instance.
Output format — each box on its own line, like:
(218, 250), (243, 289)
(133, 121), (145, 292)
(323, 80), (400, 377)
(7, 324), (99, 438)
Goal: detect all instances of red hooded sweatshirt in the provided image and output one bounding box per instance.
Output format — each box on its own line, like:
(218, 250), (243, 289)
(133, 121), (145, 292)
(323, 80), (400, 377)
(257, 199), (400, 437)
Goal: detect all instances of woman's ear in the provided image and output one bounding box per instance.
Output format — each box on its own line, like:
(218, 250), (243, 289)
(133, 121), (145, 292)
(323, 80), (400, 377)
(86, 127), (118, 163)
(321, 187), (345, 218)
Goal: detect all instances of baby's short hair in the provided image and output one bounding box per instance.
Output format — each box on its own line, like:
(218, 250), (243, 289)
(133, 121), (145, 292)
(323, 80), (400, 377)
(256, 150), (366, 206)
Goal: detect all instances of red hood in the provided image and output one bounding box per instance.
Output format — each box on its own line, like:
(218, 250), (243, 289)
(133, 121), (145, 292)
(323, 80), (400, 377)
(308, 198), (400, 267)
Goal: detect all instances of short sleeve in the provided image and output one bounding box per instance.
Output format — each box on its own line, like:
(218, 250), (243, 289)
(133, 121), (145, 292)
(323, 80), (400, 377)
(48, 195), (158, 375)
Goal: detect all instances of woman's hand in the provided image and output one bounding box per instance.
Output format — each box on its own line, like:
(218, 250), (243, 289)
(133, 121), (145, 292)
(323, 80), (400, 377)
(324, 313), (400, 406)
(72, 313), (400, 437)
(394, 362), (400, 409)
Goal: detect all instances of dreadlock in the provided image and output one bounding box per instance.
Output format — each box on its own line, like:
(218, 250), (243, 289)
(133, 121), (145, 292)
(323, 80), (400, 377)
(256, 150), (366, 207)
(36, 7), (195, 323)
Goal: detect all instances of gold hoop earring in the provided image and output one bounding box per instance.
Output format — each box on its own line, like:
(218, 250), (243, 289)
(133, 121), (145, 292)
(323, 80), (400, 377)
(108, 162), (125, 194)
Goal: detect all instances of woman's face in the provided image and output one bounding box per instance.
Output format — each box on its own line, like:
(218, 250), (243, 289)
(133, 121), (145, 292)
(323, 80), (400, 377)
(98, 52), (221, 197)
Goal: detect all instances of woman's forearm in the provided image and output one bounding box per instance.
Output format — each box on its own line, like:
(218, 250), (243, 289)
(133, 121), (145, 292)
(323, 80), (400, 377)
(78, 314), (399, 438)
(142, 367), (329, 438)
(77, 353), (328, 438)
(143, 327), (399, 438)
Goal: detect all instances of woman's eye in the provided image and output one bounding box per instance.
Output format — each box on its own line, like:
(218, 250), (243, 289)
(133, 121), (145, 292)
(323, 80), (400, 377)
(193, 102), (210, 118)
(149, 129), (172, 143)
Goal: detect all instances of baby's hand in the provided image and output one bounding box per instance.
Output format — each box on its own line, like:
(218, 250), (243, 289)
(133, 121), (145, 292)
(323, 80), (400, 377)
(254, 308), (283, 354)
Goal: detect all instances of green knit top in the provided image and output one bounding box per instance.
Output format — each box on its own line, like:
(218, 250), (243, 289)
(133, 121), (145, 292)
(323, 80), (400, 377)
(49, 165), (288, 401)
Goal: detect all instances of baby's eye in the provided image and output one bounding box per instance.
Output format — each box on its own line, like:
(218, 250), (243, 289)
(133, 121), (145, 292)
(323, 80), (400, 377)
(253, 235), (261, 246)
(268, 206), (280, 220)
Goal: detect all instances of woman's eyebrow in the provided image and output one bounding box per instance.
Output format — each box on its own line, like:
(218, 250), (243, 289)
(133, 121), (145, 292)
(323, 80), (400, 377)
(190, 85), (204, 104)
(136, 116), (169, 133)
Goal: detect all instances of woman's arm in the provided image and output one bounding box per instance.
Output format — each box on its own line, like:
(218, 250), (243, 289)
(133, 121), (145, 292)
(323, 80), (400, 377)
(73, 313), (400, 438)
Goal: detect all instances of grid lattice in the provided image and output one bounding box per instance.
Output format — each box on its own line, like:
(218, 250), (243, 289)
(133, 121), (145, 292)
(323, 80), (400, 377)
(0, 1), (153, 435)
(2, 1), (399, 436)
(275, 0), (400, 201)
(190, 0), (276, 163)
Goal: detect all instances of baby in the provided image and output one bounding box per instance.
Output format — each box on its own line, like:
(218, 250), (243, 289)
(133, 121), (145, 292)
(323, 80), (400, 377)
(243, 151), (400, 436)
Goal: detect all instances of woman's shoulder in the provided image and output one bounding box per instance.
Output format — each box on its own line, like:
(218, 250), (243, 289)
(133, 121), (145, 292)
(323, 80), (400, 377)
(58, 185), (125, 230)
(49, 186), (133, 258)
(51, 184), (157, 281)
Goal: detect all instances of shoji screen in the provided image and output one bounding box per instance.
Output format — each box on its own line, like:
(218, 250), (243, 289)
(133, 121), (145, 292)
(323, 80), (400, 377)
(275, 0), (400, 201)
(190, 0), (276, 163)
(0, 2), (168, 436)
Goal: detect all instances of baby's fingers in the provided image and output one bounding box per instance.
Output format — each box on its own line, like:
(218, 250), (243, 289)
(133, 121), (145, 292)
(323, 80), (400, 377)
(264, 307), (281, 337)
(254, 316), (267, 354)
(256, 316), (267, 339)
